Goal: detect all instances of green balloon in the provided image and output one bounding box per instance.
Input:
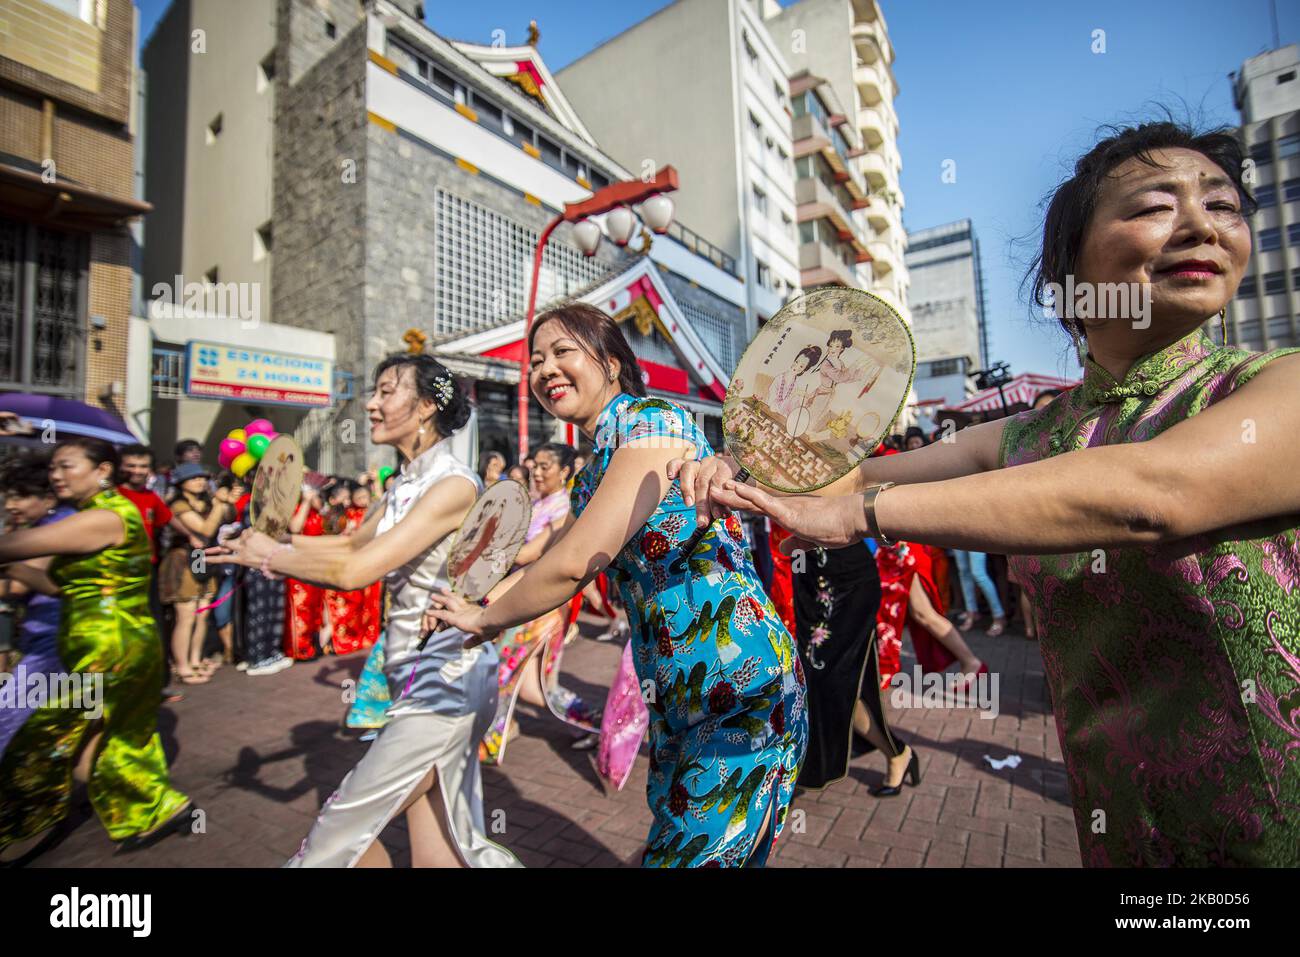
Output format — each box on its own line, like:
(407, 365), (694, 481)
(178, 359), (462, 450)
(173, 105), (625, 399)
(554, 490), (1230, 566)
(378, 466), (394, 487)
(247, 433), (271, 460)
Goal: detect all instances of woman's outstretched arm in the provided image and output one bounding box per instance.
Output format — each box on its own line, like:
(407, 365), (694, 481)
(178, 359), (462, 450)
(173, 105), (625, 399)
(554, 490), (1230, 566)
(0, 510), (125, 564)
(427, 438), (695, 645)
(667, 417), (1008, 526)
(210, 477), (476, 590)
(728, 354), (1300, 554)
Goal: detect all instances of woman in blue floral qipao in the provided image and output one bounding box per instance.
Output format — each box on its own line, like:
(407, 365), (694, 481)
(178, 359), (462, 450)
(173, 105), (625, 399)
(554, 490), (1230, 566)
(426, 303), (807, 867)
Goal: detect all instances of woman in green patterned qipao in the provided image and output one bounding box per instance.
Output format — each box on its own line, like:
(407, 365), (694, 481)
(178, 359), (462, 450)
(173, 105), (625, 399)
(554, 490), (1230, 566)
(674, 121), (1300, 866)
(0, 437), (191, 863)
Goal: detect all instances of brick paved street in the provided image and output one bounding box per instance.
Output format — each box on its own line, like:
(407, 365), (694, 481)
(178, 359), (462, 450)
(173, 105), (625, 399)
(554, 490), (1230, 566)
(33, 616), (1080, 868)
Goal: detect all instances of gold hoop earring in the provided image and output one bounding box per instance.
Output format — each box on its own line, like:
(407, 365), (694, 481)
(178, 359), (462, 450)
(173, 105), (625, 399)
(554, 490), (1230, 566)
(1218, 308), (1229, 346)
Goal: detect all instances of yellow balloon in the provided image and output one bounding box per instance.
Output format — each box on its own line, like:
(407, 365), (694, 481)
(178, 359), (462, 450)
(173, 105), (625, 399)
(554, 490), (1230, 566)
(230, 452), (256, 477)
(228, 429), (247, 442)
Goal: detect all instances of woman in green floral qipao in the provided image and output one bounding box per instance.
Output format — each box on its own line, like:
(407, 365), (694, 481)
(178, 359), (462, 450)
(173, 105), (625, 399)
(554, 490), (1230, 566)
(676, 121), (1300, 867)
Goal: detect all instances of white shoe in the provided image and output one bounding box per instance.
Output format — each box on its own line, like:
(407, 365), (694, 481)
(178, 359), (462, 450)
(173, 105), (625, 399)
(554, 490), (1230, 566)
(273, 657), (295, 673)
(245, 660), (282, 676)
(235, 661), (249, 672)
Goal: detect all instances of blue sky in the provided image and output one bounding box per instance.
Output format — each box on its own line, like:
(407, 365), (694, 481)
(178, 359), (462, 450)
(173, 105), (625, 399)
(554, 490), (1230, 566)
(136, 0), (1298, 376)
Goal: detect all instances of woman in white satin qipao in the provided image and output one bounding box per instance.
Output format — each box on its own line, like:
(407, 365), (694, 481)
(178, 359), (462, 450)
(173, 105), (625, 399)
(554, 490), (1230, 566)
(212, 353), (520, 868)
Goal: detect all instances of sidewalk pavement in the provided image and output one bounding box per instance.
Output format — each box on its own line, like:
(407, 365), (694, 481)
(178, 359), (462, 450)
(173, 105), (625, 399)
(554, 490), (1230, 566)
(32, 617), (1079, 868)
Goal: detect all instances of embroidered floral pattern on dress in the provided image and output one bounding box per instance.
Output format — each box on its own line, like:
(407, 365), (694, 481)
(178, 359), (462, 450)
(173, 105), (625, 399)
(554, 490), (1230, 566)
(1000, 329), (1300, 866)
(573, 394), (807, 867)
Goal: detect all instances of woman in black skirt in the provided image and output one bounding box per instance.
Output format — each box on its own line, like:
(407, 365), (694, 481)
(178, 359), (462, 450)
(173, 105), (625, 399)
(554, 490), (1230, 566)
(791, 542), (918, 795)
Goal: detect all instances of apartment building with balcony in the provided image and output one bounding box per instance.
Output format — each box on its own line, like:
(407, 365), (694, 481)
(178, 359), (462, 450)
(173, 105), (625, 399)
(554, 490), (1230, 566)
(764, 0), (909, 320)
(0, 0), (148, 413)
(557, 0), (801, 334)
(1226, 44), (1300, 350)
(789, 71), (870, 289)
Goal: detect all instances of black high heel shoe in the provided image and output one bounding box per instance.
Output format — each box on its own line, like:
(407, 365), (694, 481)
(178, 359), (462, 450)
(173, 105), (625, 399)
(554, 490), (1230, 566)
(870, 747), (921, 797)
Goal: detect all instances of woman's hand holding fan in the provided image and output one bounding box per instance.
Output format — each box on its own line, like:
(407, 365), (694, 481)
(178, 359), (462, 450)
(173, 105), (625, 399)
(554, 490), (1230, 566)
(668, 287), (915, 541)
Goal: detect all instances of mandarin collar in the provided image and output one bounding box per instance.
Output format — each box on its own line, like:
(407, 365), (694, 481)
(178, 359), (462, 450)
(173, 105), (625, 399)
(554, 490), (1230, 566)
(397, 436), (455, 486)
(592, 391), (632, 449)
(1080, 328), (1216, 405)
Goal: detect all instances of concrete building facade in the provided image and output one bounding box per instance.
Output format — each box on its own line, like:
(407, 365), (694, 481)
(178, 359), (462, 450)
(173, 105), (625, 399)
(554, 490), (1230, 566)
(557, 0), (801, 334)
(139, 0), (336, 461)
(143, 0), (747, 473)
(1226, 44), (1300, 350)
(0, 0), (147, 414)
(904, 219), (987, 416)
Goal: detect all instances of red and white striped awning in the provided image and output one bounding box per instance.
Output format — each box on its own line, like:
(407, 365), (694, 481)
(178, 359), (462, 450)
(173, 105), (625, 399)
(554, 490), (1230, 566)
(945, 373), (1079, 413)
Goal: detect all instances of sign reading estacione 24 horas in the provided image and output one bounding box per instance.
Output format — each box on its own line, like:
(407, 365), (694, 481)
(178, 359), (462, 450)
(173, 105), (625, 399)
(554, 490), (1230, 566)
(185, 342), (333, 407)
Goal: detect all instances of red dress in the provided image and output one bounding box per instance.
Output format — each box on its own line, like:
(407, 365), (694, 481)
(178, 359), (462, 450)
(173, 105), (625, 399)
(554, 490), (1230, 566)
(766, 523), (797, 635)
(284, 508), (327, 659)
(323, 506), (382, 656)
(875, 541), (955, 688)
(869, 446), (956, 688)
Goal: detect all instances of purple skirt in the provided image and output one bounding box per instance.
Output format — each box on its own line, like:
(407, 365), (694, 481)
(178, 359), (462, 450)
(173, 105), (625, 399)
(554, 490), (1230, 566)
(0, 637), (66, 758)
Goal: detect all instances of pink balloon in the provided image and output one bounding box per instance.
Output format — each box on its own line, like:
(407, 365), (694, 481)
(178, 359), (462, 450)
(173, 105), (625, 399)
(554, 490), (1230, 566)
(246, 418), (275, 437)
(220, 438), (245, 461)
(218, 449), (235, 469)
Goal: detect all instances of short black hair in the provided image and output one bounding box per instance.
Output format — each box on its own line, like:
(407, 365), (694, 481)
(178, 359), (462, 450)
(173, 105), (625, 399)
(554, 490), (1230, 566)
(0, 453), (53, 498)
(120, 443), (154, 465)
(1026, 119), (1255, 334)
(174, 439), (202, 460)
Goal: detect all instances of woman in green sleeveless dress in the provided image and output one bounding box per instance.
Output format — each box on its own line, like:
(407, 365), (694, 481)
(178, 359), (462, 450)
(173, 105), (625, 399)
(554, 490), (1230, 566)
(0, 437), (191, 862)
(674, 122), (1300, 866)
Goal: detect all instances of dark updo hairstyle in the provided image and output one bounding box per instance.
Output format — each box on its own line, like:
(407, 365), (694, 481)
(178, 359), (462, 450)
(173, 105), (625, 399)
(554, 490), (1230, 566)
(528, 302), (646, 399)
(534, 441), (577, 481)
(372, 352), (472, 436)
(793, 345), (822, 371)
(828, 329), (853, 349)
(1026, 119), (1256, 335)
(0, 453), (54, 498)
(53, 436), (120, 475)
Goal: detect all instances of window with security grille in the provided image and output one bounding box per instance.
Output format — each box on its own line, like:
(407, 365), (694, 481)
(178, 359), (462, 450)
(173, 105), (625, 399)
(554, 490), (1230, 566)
(680, 301), (736, 373)
(433, 190), (608, 337)
(620, 320), (678, 368)
(0, 217), (86, 395)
